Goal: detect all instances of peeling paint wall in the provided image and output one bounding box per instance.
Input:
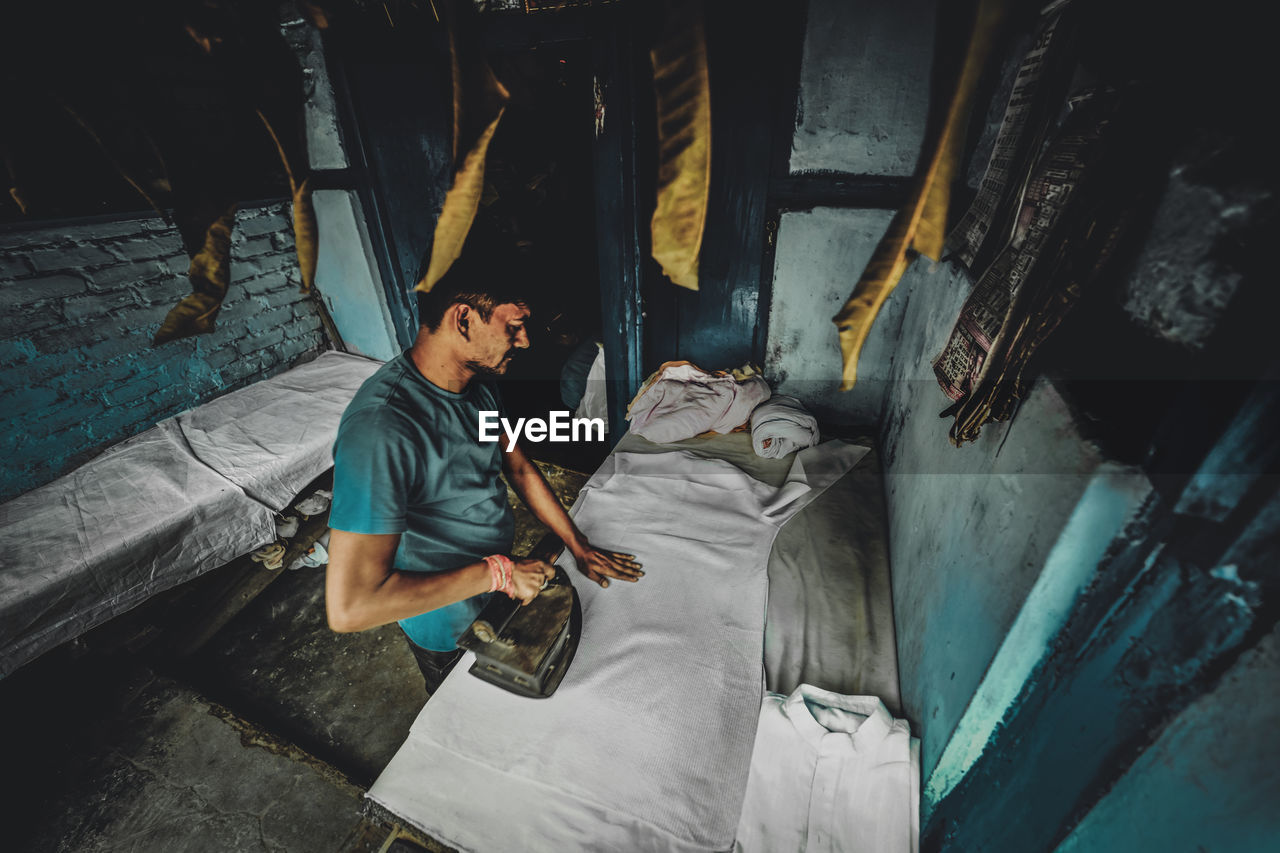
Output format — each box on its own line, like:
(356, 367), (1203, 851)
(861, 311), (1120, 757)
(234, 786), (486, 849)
(764, 208), (899, 426)
(1055, 622), (1280, 851)
(790, 0), (934, 176)
(1118, 130), (1267, 351)
(283, 17), (347, 173)
(764, 0), (935, 425)
(0, 205), (327, 502)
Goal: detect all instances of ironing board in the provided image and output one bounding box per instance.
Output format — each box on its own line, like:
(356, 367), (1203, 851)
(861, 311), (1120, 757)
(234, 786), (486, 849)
(367, 439), (874, 851)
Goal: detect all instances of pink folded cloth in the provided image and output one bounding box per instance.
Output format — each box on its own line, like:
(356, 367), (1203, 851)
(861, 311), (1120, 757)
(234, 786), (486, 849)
(627, 361), (771, 444)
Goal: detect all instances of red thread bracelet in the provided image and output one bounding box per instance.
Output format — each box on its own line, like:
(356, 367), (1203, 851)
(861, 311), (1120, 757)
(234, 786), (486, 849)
(484, 555), (502, 593)
(484, 554), (516, 598)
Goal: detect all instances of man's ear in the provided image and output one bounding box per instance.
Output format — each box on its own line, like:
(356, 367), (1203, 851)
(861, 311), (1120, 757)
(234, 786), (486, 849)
(453, 304), (472, 340)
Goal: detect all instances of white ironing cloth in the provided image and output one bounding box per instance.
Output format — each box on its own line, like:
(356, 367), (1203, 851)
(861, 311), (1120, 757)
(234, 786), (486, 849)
(168, 350), (381, 510)
(367, 440), (868, 852)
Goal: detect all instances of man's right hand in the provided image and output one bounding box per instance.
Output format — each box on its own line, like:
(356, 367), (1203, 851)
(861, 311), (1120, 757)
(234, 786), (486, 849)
(510, 557), (558, 605)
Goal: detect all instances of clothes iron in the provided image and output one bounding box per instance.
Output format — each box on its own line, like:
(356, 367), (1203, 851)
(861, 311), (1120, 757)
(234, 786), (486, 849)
(456, 534), (581, 698)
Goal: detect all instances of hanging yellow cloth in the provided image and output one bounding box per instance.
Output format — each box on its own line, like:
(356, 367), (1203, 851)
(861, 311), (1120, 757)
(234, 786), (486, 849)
(832, 0), (1009, 390)
(154, 203), (238, 344)
(417, 0), (510, 292)
(649, 0), (712, 291)
(153, 16), (318, 344)
(257, 109), (318, 293)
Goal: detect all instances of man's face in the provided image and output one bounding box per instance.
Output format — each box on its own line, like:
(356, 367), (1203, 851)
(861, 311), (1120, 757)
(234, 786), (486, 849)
(465, 303), (531, 376)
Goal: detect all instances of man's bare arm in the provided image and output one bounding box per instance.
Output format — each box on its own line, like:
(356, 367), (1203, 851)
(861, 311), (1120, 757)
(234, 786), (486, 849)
(500, 442), (644, 587)
(324, 529), (553, 632)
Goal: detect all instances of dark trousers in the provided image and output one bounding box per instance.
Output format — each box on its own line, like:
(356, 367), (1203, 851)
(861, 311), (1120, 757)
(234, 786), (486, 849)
(401, 629), (464, 695)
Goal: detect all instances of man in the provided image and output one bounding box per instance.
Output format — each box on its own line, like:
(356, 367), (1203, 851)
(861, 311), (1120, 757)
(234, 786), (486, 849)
(325, 253), (643, 693)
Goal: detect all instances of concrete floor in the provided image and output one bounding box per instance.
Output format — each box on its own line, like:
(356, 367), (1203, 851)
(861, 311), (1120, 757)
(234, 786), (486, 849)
(0, 459), (589, 853)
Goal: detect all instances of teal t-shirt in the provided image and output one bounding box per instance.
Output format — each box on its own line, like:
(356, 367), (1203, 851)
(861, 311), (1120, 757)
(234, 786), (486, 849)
(329, 353), (514, 651)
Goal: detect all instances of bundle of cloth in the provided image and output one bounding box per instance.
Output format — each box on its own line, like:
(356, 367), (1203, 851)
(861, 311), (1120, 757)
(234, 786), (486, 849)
(749, 394), (820, 459)
(626, 361), (770, 443)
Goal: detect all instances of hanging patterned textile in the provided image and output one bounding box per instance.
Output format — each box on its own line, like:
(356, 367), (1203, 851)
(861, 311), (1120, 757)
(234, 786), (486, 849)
(946, 0), (1080, 278)
(649, 0), (712, 291)
(932, 86), (1149, 445)
(832, 0), (1010, 391)
(417, 0), (510, 292)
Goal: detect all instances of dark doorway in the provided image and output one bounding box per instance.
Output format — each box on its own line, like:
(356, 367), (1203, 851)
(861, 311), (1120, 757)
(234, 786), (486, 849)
(480, 42), (604, 462)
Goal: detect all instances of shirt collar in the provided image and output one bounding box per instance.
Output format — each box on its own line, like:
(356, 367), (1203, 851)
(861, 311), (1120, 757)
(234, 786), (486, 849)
(781, 684), (895, 750)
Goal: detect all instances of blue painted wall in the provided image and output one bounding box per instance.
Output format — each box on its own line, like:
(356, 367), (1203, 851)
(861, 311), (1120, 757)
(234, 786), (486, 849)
(1054, 592), (1279, 852)
(313, 189), (400, 362)
(876, 254), (1118, 788)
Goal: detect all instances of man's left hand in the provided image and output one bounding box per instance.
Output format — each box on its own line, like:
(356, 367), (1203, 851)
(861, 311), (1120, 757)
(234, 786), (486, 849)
(571, 542), (644, 589)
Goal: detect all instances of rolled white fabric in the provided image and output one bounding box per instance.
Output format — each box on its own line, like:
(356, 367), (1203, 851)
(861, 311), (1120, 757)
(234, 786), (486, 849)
(750, 395), (819, 458)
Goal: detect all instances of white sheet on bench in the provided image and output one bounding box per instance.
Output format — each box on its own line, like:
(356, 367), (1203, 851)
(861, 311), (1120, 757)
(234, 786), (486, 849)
(169, 351), (381, 510)
(0, 349), (383, 676)
(0, 422), (275, 676)
(367, 440), (868, 852)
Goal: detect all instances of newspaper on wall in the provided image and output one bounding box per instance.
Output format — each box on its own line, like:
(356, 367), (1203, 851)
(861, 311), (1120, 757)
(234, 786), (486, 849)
(946, 0), (1080, 276)
(933, 86), (1132, 443)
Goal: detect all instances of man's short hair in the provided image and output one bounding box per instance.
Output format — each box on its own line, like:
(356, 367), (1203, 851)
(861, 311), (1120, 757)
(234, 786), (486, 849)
(415, 249), (529, 331)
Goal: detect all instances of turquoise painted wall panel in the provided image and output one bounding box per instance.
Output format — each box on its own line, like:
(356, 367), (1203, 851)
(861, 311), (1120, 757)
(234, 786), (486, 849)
(1055, 623), (1280, 853)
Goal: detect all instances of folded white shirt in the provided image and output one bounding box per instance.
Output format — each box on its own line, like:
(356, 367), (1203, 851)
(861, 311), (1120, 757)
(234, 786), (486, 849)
(735, 685), (920, 853)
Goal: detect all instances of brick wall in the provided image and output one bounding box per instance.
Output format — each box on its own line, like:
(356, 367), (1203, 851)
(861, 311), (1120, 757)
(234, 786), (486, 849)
(0, 203), (329, 502)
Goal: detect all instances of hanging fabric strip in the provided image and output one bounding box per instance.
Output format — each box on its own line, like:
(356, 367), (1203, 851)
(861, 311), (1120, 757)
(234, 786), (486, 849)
(257, 109), (318, 293)
(1, 123), (31, 214)
(154, 11), (315, 344)
(946, 0), (1080, 276)
(832, 0), (1010, 391)
(649, 0), (712, 291)
(154, 202), (238, 344)
(933, 87), (1131, 445)
(418, 0), (510, 292)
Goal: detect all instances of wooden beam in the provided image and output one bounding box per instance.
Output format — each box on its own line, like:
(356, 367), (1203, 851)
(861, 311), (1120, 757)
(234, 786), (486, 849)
(768, 174), (914, 211)
(309, 168), (358, 192)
